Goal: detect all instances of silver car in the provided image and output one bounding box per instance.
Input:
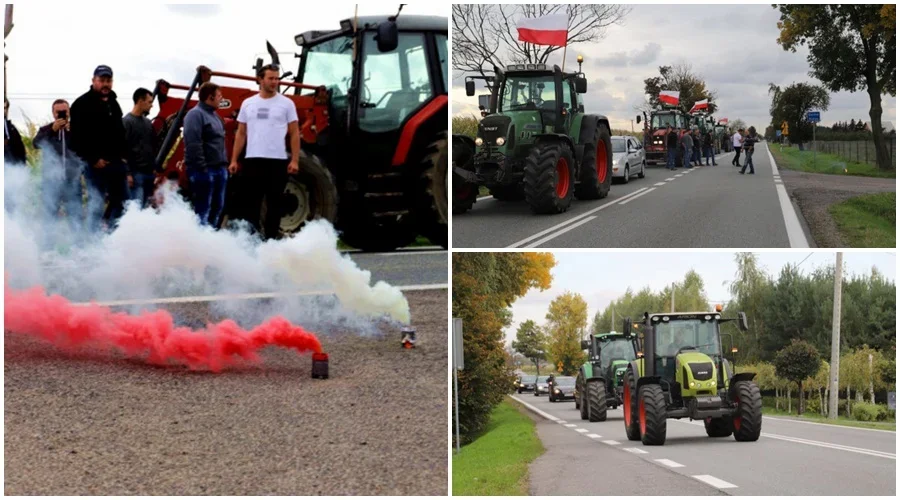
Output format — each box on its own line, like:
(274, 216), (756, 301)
(611, 136), (646, 183)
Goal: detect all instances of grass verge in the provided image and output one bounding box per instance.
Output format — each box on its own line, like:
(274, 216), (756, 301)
(828, 192), (896, 247)
(769, 143), (895, 178)
(762, 406), (896, 431)
(452, 398), (545, 495)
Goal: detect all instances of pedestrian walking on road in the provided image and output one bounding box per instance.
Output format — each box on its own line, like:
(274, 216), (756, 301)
(731, 128), (744, 166)
(665, 125), (678, 170)
(680, 129), (694, 169)
(703, 130), (717, 165)
(123, 88), (158, 208)
(739, 126), (758, 175)
(184, 82), (229, 227)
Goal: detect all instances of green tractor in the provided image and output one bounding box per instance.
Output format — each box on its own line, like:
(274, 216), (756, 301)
(575, 331), (639, 422)
(453, 58), (613, 215)
(619, 311), (762, 446)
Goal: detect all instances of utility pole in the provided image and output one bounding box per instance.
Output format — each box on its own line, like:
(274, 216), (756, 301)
(828, 252), (842, 419)
(611, 309), (615, 332)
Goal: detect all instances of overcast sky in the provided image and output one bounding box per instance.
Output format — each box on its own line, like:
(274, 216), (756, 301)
(452, 4), (897, 131)
(4, 3), (446, 128)
(504, 252), (896, 346)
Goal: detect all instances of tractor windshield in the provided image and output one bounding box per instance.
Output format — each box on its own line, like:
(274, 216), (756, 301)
(654, 319), (721, 358)
(599, 338), (635, 370)
(651, 113), (685, 129)
(499, 75), (556, 112)
(300, 35), (354, 107)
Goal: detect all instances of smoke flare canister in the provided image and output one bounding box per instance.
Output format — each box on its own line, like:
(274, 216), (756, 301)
(401, 326), (416, 349)
(312, 352), (329, 379)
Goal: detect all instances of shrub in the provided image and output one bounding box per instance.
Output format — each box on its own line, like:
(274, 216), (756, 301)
(805, 395), (822, 415)
(852, 402), (881, 422)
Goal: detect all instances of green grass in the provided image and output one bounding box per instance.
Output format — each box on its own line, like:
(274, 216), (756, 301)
(761, 406), (896, 431)
(453, 399), (545, 496)
(769, 143), (895, 178)
(829, 192), (896, 248)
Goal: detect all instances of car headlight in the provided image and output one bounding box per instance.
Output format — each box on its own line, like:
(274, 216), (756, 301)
(495, 137), (506, 146)
(519, 383), (524, 387)
(475, 137), (484, 146)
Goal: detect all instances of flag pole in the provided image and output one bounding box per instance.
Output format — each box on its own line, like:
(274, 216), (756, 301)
(561, 44), (567, 72)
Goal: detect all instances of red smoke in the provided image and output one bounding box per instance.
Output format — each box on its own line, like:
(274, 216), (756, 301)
(4, 285), (322, 372)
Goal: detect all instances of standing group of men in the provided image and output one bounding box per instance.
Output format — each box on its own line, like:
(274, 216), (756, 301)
(3, 63), (301, 242)
(663, 126), (719, 170)
(730, 127), (758, 174)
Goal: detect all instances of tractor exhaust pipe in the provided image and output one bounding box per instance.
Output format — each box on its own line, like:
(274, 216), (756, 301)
(154, 67), (204, 172)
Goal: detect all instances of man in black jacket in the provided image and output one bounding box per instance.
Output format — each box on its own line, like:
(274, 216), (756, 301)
(70, 65), (129, 232)
(4, 97), (27, 166)
(33, 98), (85, 231)
(665, 125), (678, 170)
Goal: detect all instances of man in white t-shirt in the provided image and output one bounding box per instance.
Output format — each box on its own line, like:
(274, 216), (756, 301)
(731, 129), (744, 167)
(229, 63), (301, 239)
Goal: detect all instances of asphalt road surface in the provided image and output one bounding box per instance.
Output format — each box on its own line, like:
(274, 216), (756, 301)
(5, 289), (448, 495)
(510, 394), (895, 496)
(347, 249), (447, 287)
(453, 144), (812, 248)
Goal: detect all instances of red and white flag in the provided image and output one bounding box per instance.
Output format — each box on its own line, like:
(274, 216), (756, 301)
(718, 117), (729, 124)
(659, 90), (680, 106)
(517, 13), (568, 47)
(690, 99), (709, 113)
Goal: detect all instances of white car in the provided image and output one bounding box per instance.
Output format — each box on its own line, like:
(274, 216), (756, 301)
(611, 136), (646, 184)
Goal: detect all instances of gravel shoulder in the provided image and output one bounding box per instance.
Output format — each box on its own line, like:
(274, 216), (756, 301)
(5, 289), (448, 495)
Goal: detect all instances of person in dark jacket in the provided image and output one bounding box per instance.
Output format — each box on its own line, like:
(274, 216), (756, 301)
(691, 128), (702, 166)
(739, 126), (758, 175)
(69, 64), (129, 232)
(665, 125), (678, 170)
(123, 87), (157, 207)
(33, 98), (85, 232)
(183, 82), (229, 227)
(702, 130), (717, 166)
(680, 129), (694, 169)
(4, 97), (27, 166)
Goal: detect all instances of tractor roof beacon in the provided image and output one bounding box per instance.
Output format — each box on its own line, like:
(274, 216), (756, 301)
(576, 331), (639, 422)
(619, 310), (762, 446)
(153, 11), (448, 251)
(452, 56), (614, 215)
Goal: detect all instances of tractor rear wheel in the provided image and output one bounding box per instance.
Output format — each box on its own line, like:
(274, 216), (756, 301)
(704, 417), (733, 438)
(269, 156), (338, 239)
(452, 136), (478, 214)
(490, 184), (525, 201)
(429, 132), (448, 223)
(587, 380), (607, 422)
(732, 380), (763, 442)
(420, 132), (448, 249)
(575, 123), (613, 200)
(523, 140), (575, 214)
(638, 384), (667, 446)
(622, 367), (641, 441)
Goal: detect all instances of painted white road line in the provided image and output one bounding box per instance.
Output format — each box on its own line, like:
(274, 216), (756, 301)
(765, 143), (810, 248)
(564, 424), (577, 428)
(476, 195), (491, 201)
(508, 395), (560, 422)
(655, 459), (685, 468)
(73, 283), (449, 307)
(665, 177), (676, 181)
(528, 216), (598, 247)
(675, 174), (684, 177)
(760, 432), (895, 459)
(624, 447), (648, 454)
(602, 440), (621, 445)
(762, 415), (896, 433)
(653, 182), (666, 186)
(693, 475), (738, 489)
(506, 188), (649, 247)
(586, 433), (603, 439)
(575, 428), (590, 433)
(619, 187), (657, 205)
(557, 420), (568, 424)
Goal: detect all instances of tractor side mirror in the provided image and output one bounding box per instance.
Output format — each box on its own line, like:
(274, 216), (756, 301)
(478, 94), (490, 111)
(581, 340), (591, 351)
(465, 80), (475, 97)
(575, 76), (587, 94)
(738, 312), (749, 331)
(622, 318), (632, 335)
(375, 21), (399, 53)
(636, 115), (642, 124)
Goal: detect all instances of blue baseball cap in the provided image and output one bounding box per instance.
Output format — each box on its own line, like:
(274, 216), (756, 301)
(94, 65), (113, 77)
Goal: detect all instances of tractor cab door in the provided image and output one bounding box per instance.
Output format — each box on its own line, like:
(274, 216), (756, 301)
(563, 78), (578, 132)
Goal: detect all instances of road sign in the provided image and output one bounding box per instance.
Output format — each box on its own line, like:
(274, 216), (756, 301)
(889, 392), (896, 410)
(453, 318), (464, 370)
(781, 120), (789, 136)
(776, 130), (782, 138)
(807, 111), (821, 123)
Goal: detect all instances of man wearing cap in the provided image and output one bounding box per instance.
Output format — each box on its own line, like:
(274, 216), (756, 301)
(70, 64), (129, 232)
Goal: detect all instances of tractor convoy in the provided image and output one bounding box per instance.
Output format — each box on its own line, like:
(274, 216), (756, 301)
(151, 12), (448, 251)
(528, 308), (763, 446)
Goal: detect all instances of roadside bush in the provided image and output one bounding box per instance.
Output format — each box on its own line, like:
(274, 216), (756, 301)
(852, 402), (881, 422)
(874, 404), (895, 421)
(452, 116), (478, 138)
(805, 396), (822, 415)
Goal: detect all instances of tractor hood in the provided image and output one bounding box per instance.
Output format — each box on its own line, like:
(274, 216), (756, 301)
(676, 351), (719, 393)
(609, 359), (628, 384)
(478, 114), (512, 145)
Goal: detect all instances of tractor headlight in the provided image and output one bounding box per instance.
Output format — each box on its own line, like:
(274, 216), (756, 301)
(690, 381), (695, 388)
(496, 137), (506, 146)
(475, 137), (484, 146)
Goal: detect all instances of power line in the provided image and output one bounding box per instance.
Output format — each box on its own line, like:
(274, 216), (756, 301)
(797, 252), (815, 267)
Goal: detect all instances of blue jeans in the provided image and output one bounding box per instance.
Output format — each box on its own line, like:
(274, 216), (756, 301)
(188, 166), (228, 227)
(740, 149), (755, 173)
(683, 147), (692, 169)
(666, 148), (677, 169)
(130, 172), (157, 208)
(692, 147), (701, 165)
(85, 160), (128, 233)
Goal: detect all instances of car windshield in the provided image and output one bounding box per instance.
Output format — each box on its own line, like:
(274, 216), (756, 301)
(611, 138), (627, 153)
(555, 377), (576, 386)
(654, 319), (721, 358)
(599, 338), (636, 369)
(500, 74), (556, 112)
(521, 376), (537, 384)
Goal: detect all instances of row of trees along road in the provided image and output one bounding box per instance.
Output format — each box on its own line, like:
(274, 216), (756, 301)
(451, 252), (556, 444)
(773, 4), (895, 170)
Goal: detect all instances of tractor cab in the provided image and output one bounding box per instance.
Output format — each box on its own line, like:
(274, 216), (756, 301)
(575, 331), (639, 421)
(582, 331), (638, 386)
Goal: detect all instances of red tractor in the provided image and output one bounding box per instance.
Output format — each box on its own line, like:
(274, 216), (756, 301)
(151, 12), (448, 251)
(641, 108), (692, 168)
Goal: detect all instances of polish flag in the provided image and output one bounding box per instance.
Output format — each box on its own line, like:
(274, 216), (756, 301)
(690, 99), (709, 113)
(659, 90), (680, 106)
(718, 117), (729, 124)
(517, 13), (569, 47)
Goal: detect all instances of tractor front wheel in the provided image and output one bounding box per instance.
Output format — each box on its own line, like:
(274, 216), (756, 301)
(452, 136), (478, 214)
(523, 141), (575, 214)
(704, 416), (733, 438)
(587, 380), (607, 422)
(732, 380), (763, 442)
(638, 384), (667, 446)
(575, 123), (613, 200)
(623, 367), (641, 441)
